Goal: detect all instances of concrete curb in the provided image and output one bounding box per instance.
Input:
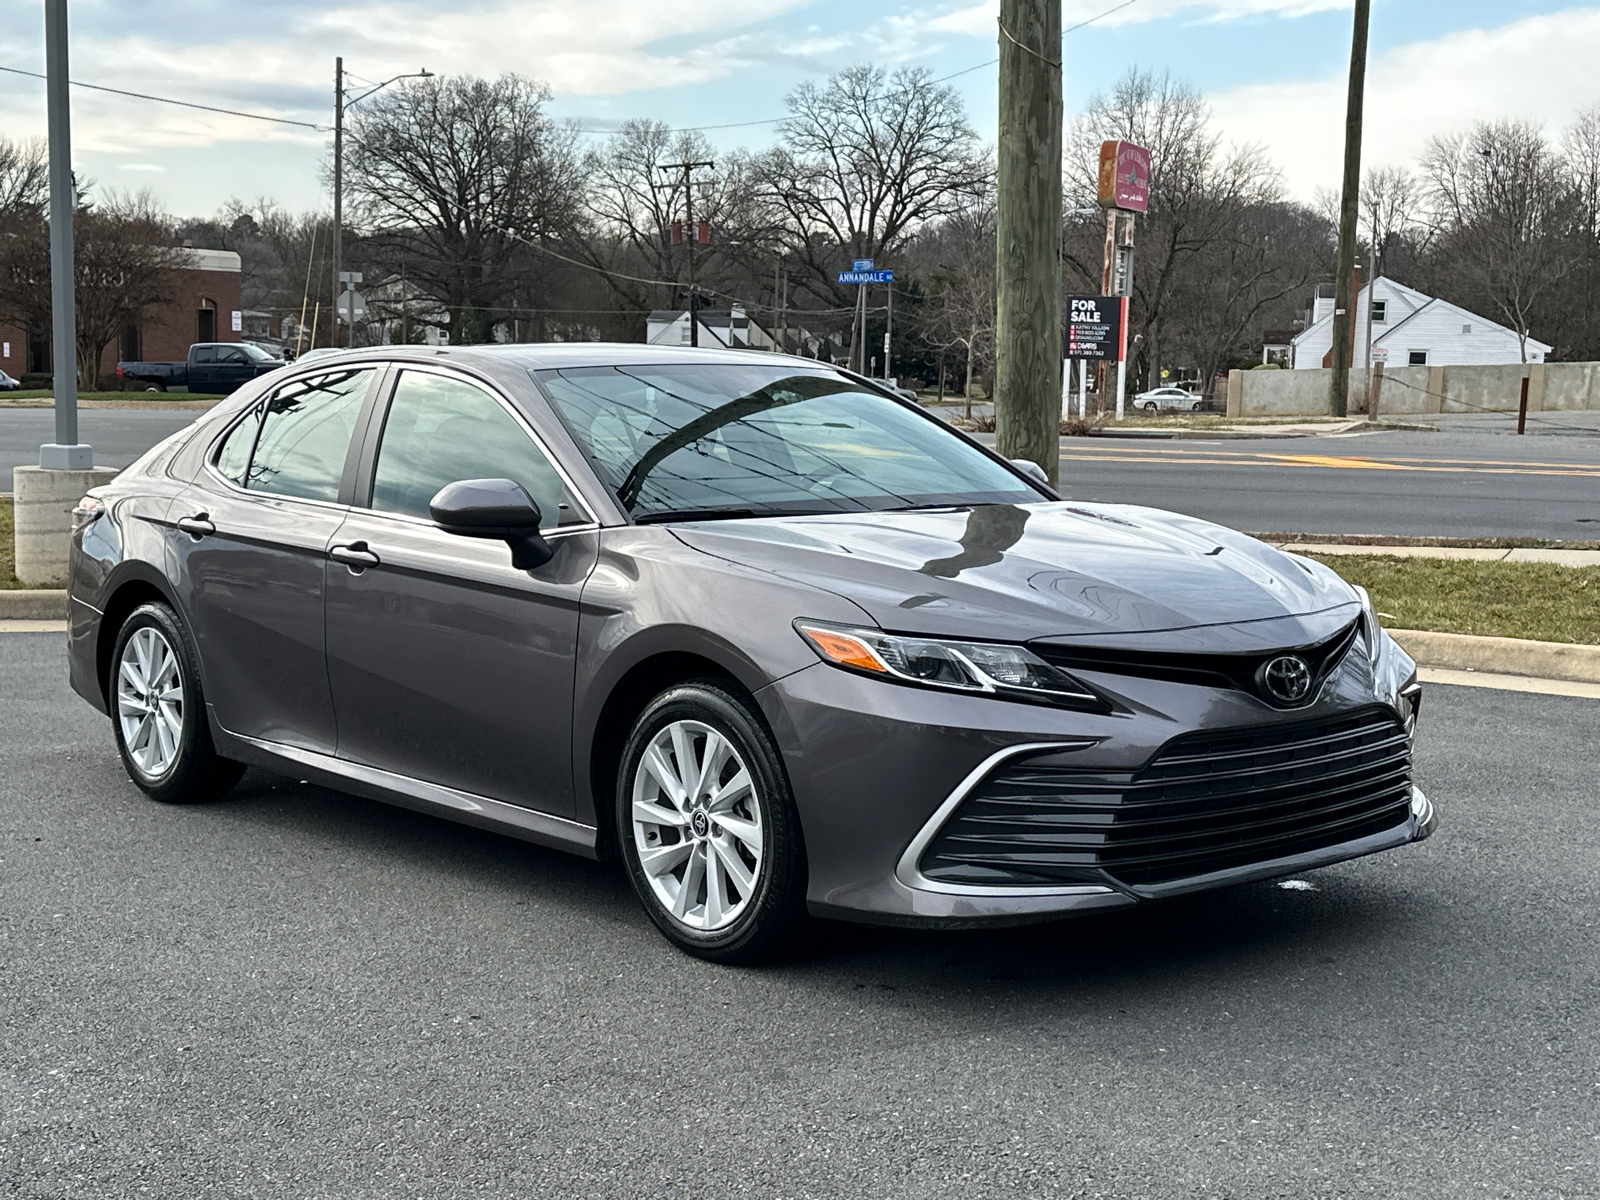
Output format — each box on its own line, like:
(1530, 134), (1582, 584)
(1391, 629), (1600, 685)
(1279, 542), (1600, 567)
(0, 590), (68, 620)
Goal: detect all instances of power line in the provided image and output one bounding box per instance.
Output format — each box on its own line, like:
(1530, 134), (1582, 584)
(0, 64), (330, 130)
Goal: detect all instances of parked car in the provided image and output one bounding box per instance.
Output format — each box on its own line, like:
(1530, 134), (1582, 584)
(1135, 385), (1205, 413)
(0, 368), (19, 391)
(117, 341), (284, 394)
(288, 346), (344, 367)
(65, 345), (1433, 963)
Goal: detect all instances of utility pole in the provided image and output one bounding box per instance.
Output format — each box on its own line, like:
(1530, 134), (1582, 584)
(994, 0), (1064, 486)
(332, 56), (343, 347)
(1329, 0), (1370, 417)
(661, 159), (714, 347)
(41, 0), (87, 469)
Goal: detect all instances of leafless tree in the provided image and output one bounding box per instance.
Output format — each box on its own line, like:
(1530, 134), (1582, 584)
(912, 198), (996, 408)
(0, 137), (49, 217)
(345, 73), (584, 344)
(1421, 120), (1578, 361)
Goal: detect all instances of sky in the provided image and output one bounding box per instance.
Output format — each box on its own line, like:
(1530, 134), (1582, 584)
(0, 0), (1596, 220)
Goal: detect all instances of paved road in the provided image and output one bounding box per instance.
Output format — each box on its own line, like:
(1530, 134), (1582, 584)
(3, 631), (1597, 1198)
(0, 409), (202, 484)
(1052, 430), (1600, 539)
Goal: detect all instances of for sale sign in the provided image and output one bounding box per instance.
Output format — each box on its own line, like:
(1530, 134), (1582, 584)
(1065, 295), (1128, 361)
(1097, 140), (1151, 213)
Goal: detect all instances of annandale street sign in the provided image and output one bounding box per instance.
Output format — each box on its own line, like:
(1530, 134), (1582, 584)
(1065, 295), (1128, 361)
(838, 269), (894, 284)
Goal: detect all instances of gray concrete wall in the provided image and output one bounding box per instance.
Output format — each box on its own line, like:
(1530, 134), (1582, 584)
(1228, 362), (1600, 417)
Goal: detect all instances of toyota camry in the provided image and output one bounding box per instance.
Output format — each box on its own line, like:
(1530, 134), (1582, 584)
(66, 345), (1434, 962)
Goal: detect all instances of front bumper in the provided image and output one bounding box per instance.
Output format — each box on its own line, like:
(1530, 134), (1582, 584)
(761, 642), (1433, 929)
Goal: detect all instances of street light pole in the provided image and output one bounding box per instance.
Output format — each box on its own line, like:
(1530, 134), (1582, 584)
(42, 0), (88, 469)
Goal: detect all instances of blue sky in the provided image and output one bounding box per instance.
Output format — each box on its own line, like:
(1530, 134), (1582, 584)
(1, 1), (1595, 217)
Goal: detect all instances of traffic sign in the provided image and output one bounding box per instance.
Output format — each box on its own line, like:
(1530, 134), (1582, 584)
(852, 258), (874, 271)
(838, 269), (894, 285)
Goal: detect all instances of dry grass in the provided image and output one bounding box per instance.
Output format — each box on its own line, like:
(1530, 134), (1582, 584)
(0, 497), (19, 589)
(1306, 554), (1600, 645)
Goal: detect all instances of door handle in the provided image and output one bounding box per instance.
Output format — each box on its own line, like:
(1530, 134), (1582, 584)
(329, 541), (381, 569)
(176, 513), (215, 538)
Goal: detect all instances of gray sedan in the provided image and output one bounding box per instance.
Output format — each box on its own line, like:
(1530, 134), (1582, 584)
(65, 345), (1433, 962)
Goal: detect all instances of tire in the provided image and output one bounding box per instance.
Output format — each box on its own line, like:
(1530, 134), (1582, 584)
(616, 681), (808, 964)
(144, 383), (165, 393)
(1191, 400), (1204, 411)
(109, 602), (244, 804)
(1142, 401), (1158, 414)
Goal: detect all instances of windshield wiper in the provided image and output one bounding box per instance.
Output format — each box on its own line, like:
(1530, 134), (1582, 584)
(632, 507), (772, 525)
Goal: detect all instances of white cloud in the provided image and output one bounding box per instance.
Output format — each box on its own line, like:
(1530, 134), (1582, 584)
(930, 0), (1346, 37)
(1207, 7), (1600, 198)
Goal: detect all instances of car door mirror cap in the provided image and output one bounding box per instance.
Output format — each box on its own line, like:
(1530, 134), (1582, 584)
(1009, 458), (1050, 487)
(429, 478), (555, 569)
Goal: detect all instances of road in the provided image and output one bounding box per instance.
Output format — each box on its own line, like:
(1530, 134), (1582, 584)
(0, 409), (203, 484)
(3, 631), (1598, 1198)
(1051, 429), (1600, 539)
(5, 409), (1600, 540)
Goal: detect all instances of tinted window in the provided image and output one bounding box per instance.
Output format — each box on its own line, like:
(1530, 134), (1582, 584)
(536, 364), (1037, 519)
(246, 369), (373, 501)
(213, 405), (262, 485)
(218, 346), (249, 364)
(194, 346), (217, 364)
(370, 371), (577, 528)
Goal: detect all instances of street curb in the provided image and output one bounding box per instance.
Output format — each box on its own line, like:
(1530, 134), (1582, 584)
(1390, 629), (1600, 686)
(1281, 543), (1600, 567)
(0, 590), (67, 620)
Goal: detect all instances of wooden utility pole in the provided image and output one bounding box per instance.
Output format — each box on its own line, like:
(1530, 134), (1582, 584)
(994, 0), (1063, 485)
(1329, 0), (1370, 417)
(661, 160), (714, 346)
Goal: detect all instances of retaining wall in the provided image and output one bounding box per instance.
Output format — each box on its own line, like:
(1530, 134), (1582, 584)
(1227, 362), (1600, 417)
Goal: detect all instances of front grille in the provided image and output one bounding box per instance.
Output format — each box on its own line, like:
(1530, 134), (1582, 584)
(919, 706), (1413, 889)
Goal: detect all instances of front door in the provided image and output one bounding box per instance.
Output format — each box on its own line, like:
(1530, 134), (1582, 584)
(324, 367), (597, 816)
(171, 365), (378, 752)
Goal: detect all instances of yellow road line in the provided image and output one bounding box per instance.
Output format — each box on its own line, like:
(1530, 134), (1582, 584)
(1058, 448), (1600, 478)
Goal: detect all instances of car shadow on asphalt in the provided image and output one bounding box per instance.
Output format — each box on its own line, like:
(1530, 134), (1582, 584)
(210, 766), (1435, 997)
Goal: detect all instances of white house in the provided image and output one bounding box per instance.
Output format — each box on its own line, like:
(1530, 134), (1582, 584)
(647, 307), (777, 350)
(1290, 277), (1551, 369)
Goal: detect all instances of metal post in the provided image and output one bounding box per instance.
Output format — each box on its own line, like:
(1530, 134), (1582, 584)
(1329, 0), (1370, 417)
(1078, 358), (1086, 418)
(1517, 375), (1529, 435)
(333, 57), (343, 349)
(41, 0), (88, 468)
(884, 283), (892, 381)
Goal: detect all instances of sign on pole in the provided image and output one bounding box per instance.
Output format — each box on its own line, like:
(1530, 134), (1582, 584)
(1097, 141), (1151, 213)
(852, 258), (874, 271)
(1064, 295), (1127, 361)
(837, 269), (894, 285)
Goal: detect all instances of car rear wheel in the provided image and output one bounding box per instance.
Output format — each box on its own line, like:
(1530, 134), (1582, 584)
(617, 682), (808, 963)
(1191, 400), (1204, 411)
(110, 602), (244, 804)
(1142, 401), (1158, 414)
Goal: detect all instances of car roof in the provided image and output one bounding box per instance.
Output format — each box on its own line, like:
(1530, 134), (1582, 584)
(284, 343), (841, 373)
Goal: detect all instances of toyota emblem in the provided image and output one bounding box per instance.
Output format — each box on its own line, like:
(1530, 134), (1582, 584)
(1261, 655), (1313, 704)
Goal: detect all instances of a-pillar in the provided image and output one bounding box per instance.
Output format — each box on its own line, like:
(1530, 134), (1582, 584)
(12, 466), (118, 586)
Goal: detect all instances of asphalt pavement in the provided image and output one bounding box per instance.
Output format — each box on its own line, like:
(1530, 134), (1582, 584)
(3, 631), (1598, 1198)
(1, 409), (203, 484)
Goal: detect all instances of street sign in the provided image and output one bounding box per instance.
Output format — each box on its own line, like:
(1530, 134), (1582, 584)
(336, 290), (367, 321)
(1064, 295), (1127, 361)
(852, 258), (874, 271)
(338, 270), (363, 285)
(1097, 141), (1151, 213)
(838, 269), (894, 285)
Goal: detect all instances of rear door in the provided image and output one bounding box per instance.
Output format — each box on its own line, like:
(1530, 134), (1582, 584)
(323, 366), (598, 815)
(170, 365), (382, 752)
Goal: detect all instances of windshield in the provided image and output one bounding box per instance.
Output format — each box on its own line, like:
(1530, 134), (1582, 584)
(534, 364), (1039, 520)
(239, 342), (279, 362)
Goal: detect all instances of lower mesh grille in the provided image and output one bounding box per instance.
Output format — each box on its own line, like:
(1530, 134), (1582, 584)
(920, 706), (1413, 888)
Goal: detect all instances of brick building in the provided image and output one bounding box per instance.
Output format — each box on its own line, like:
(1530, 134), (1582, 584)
(0, 247), (243, 384)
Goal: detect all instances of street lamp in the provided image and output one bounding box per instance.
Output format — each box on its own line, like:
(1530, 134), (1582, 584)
(332, 59), (431, 348)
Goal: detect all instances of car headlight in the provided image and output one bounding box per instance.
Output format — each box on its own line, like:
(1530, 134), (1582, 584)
(795, 621), (1106, 709)
(1353, 584), (1385, 665)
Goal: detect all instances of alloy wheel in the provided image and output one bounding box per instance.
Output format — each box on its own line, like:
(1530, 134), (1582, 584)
(116, 626), (185, 779)
(630, 719), (765, 932)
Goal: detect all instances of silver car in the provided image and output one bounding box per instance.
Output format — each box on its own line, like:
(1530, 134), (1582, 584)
(65, 345), (1434, 963)
(1135, 385), (1205, 413)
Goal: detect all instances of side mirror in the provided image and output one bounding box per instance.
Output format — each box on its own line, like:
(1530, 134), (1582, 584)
(1009, 458), (1050, 487)
(429, 478), (554, 570)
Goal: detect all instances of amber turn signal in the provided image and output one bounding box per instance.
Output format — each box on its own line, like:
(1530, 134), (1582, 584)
(797, 625), (887, 673)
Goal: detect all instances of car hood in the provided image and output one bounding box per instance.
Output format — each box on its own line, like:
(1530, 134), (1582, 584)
(671, 502), (1358, 643)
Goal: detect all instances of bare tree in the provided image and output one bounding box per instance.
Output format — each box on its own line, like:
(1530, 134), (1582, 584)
(757, 64), (992, 326)
(1421, 120), (1578, 361)
(1561, 105), (1600, 359)
(0, 137), (49, 217)
(345, 74), (583, 344)
(74, 193), (182, 388)
(913, 198), (996, 409)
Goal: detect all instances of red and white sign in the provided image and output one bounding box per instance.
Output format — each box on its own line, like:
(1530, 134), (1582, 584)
(1097, 140), (1151, 213)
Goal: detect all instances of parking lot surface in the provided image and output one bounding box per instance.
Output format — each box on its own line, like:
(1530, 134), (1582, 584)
(3, 631), (1598, 1198)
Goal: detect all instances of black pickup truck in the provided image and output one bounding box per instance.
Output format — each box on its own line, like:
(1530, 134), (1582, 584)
(117, 342), (284, 394)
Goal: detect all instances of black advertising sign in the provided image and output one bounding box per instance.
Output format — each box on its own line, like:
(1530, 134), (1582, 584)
(1065, 295), (1128, 361)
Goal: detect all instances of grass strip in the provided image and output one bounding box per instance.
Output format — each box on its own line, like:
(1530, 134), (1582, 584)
(0, 497), (19, 589)
(3, 390), (225, 403)
(1306, 554), (1600, 646)
(1259, 532), (1600, 552)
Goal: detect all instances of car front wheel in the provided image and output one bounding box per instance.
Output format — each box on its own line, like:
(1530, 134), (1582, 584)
(617, 682), (808, 963)
(110, 602), (244, 804)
